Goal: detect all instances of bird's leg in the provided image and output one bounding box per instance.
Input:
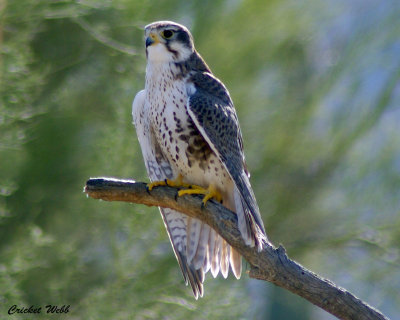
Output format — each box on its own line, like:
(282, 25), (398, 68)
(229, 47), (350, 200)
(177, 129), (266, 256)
(147, 174), (192, 191)
(178, 184), (222, 206)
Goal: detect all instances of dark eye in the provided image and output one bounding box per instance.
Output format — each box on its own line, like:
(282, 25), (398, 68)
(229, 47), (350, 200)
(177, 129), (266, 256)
(162, 29), (174, 39)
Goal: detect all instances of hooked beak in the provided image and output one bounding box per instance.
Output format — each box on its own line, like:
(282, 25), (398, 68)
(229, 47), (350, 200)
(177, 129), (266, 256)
(145, 37), (154, 47)
(145, 32), (159, 47)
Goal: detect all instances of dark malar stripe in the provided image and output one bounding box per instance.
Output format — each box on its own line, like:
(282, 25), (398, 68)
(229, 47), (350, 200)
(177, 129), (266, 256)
(165, 41), (180, 59)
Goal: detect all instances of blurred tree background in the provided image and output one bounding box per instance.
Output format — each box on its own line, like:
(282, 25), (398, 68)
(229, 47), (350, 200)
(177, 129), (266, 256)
(1, 0), (399, 319)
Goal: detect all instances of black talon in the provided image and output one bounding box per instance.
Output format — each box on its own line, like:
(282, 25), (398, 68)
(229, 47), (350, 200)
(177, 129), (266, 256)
(174, 191), (178, 201)
(164, 179), (168, 186)
(201, 202), (205, 209)
(146, 186), (151, 194)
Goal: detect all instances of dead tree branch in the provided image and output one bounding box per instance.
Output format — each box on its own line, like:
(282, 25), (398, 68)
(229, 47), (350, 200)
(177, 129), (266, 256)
(84, 177), (389, 320)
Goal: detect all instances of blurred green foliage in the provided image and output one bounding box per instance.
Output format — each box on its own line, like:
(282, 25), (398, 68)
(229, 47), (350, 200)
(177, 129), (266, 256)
(1, 0), (399, 319)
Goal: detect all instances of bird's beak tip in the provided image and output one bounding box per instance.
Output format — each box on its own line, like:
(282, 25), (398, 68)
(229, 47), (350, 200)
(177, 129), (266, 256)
(145, 36), (154, 48)
(146, 33), (160, 47)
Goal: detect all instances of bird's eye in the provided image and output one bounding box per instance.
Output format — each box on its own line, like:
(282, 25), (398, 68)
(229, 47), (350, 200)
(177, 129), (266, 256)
(162, 29), (174, 39)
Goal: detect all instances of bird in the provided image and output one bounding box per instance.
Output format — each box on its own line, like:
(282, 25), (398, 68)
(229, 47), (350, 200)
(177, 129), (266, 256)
(132, 21), (267, 299)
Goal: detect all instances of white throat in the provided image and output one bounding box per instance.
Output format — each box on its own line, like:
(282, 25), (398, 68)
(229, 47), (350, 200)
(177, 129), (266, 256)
(146, 43), (174, 63)
(146, 42), (193, 64)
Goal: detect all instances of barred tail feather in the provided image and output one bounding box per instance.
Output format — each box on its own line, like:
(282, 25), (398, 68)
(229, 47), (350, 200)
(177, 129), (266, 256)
(159, 208), (204, 299)
(220, 240), (229, 279)
(187, 217), (202, 263)
(210, 230), (220, 278)
(193, 223), (210, 270)
(230, 247), (242, 279)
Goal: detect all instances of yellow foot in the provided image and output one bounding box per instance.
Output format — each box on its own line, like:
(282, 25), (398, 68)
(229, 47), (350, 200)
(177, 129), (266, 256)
(147, 174), (192, 191)
(178, 184), (222, 206)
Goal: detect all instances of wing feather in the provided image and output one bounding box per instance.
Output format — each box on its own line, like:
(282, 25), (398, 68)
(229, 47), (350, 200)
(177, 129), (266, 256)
(186, 72), (267, 249)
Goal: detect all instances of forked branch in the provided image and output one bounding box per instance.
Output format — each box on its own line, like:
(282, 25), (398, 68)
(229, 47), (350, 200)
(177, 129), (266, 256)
(84, 177), (389, 320)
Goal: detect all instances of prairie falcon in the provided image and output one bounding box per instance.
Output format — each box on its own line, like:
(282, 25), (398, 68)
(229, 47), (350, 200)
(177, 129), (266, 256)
(132, 21), (267, 298)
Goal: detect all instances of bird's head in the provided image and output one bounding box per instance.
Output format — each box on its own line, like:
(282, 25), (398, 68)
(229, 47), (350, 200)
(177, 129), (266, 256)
(144, 21), (195, 63)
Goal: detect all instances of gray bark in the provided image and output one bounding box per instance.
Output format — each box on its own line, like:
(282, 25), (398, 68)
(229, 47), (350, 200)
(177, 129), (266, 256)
(84, 177), (390, 320)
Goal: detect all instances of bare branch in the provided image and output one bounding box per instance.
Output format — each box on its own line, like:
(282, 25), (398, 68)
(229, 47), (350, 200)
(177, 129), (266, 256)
(72, 17), (138, 56)
(84, 177), (390, 320)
